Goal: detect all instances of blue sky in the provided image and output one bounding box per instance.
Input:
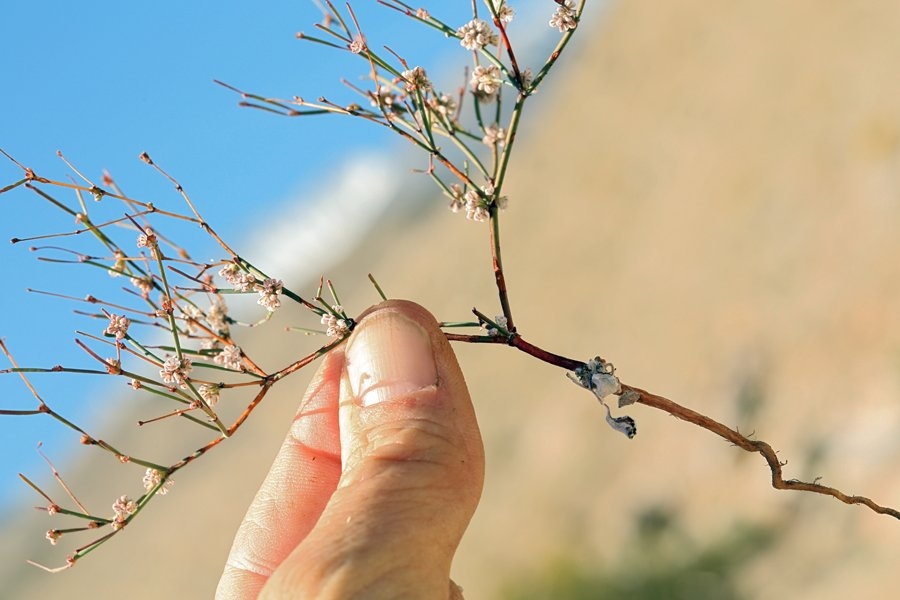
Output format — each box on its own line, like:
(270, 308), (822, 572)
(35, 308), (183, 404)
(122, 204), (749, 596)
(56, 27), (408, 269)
(0, 1), (596, 513)
(0, 0), (478, 508)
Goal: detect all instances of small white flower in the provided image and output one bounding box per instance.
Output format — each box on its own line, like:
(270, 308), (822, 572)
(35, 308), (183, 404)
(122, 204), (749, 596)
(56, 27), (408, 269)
(494, 1), (514, 23)
(206, 298), (229, 332)
(255, 277), (283, 312)
(348, 34), (366, 54)
(182, 304), (204, 334)
(470, 64), (503, 101)
(220, 262), (256, 292)
(428, 93), (458, 120)
(136, 226), (156, 248)
(482, 123), (506, 147)
(159, 356), (192, 388)
(415, 8), (429, 19)
(520, 67), (534, 90)
(198, 384), (221, 407)
(214, 345), (243, 371)
(45, 530), (61, 545)
(104, 314), (130, 340)
(550, 0), (578, 32)
(400, 66), (432, 94)
(464, 189), (490, 222)
(371, 88), (403, 114)
(130, 275), (153, 298)
(447, 184), (465, 213)
(235, 272), (257, 293)
(457, 19), (497, 51)
(106, 358), (122, 375)
(219, 262), (240, 282)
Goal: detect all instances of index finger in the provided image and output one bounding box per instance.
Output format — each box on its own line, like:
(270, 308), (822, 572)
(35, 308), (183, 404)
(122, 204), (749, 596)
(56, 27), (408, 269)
(216, 348), (345, 600)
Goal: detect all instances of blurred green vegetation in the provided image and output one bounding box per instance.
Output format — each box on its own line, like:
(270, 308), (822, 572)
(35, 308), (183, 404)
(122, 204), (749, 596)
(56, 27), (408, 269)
(502, 505), (785, 600)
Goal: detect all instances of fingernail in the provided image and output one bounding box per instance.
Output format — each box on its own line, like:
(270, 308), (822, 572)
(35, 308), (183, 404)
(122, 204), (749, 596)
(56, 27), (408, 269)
(346, 310), (438, 407)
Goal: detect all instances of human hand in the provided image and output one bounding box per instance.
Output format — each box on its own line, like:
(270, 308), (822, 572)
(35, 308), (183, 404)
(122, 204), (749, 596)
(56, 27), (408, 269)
(216, 300), (485, 599)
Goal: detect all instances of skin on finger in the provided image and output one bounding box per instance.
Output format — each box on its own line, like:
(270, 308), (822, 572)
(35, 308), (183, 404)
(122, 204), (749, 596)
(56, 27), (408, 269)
(261, 300), (485, 599)
(216, 349), (346, 600)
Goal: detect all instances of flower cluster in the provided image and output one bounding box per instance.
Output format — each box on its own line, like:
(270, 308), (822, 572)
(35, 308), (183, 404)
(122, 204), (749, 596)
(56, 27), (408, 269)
(349, 33), (366, 54)
(428, 93), (458, 120)
(198, 383), (221, 407)
(111, 495), (137, 531)
(321, 306), (351, 338)
(130, 275), (153, 298)
(457, 19), (497, 51)
(219, 262), (257, 292)
(206, 298), (229, 334)
(371, 88), (404, 114)
(256, 277), (283, 312)
(448, 182), (509, 222)
(400, 66), (432, 93)
(470, 64), (503, 101)
(482, 123), (506, 147)
(464, 189), (490, 222)
(104, 314), (130, 340)
(214, 344), (243, 371)
(219, 262), (283, 311)
(550, 1), (578, 33)
(159, 356), (192, 388)
(136, 226), (157, 248)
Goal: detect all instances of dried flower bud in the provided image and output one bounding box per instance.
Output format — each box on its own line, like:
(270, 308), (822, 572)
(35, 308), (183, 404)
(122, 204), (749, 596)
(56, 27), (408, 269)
(618, 389), (640, 407)
(591, 372), (620, 400)
(349, 34), (366, 54)
(108, 250), (126, 278)
(569, 356), (636, 439)
(603, 403), (637, 439)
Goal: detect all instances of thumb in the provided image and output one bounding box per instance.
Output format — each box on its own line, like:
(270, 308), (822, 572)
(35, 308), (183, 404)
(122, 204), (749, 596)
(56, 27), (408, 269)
(261, 300), (484, 599)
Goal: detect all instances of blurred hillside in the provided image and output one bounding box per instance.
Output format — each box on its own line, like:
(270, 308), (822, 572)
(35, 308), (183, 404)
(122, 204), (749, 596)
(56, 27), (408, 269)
(4, 0), (900, 598)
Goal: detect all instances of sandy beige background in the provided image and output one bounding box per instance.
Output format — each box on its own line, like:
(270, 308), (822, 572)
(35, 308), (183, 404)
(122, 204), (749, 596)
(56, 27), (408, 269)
(3, 0), (900, 597)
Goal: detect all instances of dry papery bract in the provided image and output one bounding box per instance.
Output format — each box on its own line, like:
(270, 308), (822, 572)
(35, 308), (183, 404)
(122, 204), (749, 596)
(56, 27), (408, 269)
(1, 0), (897, 573)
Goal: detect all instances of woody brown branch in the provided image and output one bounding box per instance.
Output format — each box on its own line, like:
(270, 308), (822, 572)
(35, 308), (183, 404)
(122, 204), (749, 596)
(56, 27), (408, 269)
(625, 384), (900, 520)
